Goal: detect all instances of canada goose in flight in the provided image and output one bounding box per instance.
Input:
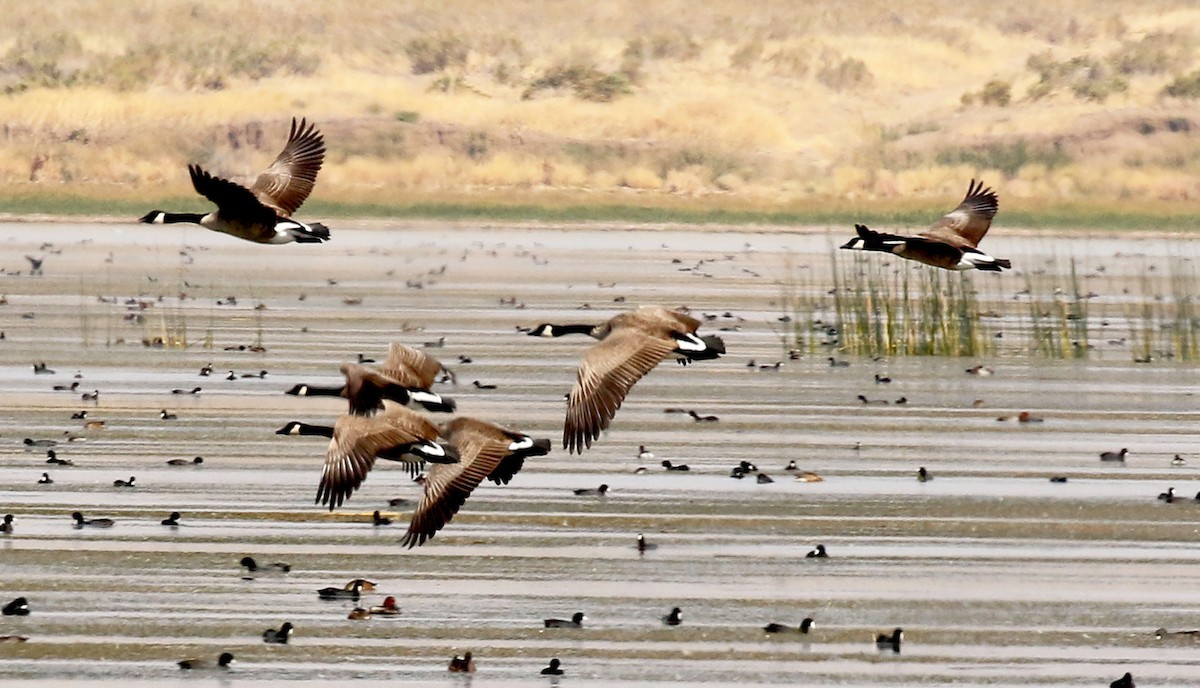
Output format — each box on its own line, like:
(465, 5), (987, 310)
(401, 417), (550, 548)
(841, 180), (1010, 271)
(178, 652), (235, 670)
(138, 118), (329, 244)
(276, 408), (459, 511)
(285, 355), (456, 415)
(376, 343), (457, 412)
(530, 306), (725, 453)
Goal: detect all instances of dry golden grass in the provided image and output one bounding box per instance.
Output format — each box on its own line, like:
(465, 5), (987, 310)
(2, 0), (1200, 216)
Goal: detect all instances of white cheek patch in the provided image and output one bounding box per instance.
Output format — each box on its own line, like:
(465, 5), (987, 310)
(410, 390), (441, 404)
(152, 213), (166, 224)
(418, 442), (446, 457)
(508, 436), (534, 451)
(674, 333), (706, 351)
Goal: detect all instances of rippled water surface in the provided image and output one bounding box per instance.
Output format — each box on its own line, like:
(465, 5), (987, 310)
(1, 222), (1198, 686)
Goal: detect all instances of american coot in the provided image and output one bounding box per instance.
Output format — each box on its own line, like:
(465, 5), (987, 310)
(876, 627), (903, 653)
(2, 597), (30, 616)
(1110, 671), (1135, 688)
(540, 658), (564, 675)
(544, 612), (586, 629)
(262, 622), (293, 644)
(240, 556), (290, 575)
(178, 652), (235, 670)
(764, 617), (815, 634)
(1100, 448), (1129, 462)
(527, 306), (725, 453)
(138, 118), (329, 245)
(841, 180), (1010, 272)
(72, 512), (114, 528)
(448, 651), (476, 673)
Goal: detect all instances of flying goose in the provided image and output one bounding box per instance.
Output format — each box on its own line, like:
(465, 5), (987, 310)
(401, 417), (550, 548)
(285, 359), (455, 415)
(376, 343), (457, 412)
(276, 408), (459, 511)
(138, 118), (330, 244)
(529, 306), (725, 453)
(841, 180), (1011, 271)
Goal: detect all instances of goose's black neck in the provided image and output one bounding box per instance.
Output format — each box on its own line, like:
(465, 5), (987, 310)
(552, 324), (595, 336)
(161, 212), (205, 224)
(292, 422), (334, 438)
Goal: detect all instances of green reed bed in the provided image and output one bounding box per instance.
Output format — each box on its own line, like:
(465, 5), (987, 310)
(785, 247), (1198, 362)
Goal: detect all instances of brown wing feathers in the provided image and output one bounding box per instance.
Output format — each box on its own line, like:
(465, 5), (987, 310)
(251, 117), (325, 216)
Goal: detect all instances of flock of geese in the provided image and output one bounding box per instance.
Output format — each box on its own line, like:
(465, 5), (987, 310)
(7, 117), (1154, 685)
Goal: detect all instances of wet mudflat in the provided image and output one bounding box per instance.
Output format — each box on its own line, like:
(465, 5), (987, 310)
(1, 221), (1198, 687)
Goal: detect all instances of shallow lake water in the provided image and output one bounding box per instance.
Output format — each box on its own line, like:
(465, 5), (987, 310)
(1, 221), (1198, 686)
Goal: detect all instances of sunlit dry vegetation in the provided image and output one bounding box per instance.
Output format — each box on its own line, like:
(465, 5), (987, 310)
(2, 1), (1200, 219)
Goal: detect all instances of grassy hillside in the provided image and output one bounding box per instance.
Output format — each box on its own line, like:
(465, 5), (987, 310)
(2, 1), (1200, 223)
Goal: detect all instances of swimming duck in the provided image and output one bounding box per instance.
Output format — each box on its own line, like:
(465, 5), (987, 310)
(318, 580), (365, 600)
(573, 484), (608, 496)
(688, 410), (719, 422)
(1110, 672), (1135, 688)
(875, 627), (903, 653)
(160, 409), (177, 420)
(756, 472), (774, 484)
(262, 621), (293, 644)
(1100, 448), (1129, 462)
(53, 381), (79, 392)
(368, 596), (400, 617)
(794, 471), (823, 483)
(166, 456), (203, 466)
(240, 556), (290, 575)
(529, 306), (725, 453)
(917, 466), (932, 482)
(841, 179), (1010, 271)
(764, 618), (814, 634)
(806, 544), (829, 559)
(544, 612), (586, 628)
(277, 408), (460, 512)
(784, 460), (798, 471)
(81, 390), (100, 401)
(1049, 476), (1068, 483)
(1, 597), (29, 616)
(638, 445), (655, 461)
(539, 658), (564, 675)
(0, 514), (12, 534)
(198, 364), (214, 377)
(401, 417), (549, 548)
(139, 118), (329, 244)
(661, 460), (690, 471)
(33, 362), (55, 374)
(72, 512), (114, 528)
(372, 510), (392, 526)
(1172, 454), (1186, 466)
(448, 651), (476, 673)
(37, 472), (53, 485)
(636, 533), (657, 553)
(161, 511), (181, 526)
(662, 607), (682, 626)
(178, 652), (235, 670)
(170, 387), (201, 395)
(347, 607), (371, 620)
(1158, 487), (1176, 503)
(113, 476), (136, 487)
(24, 438), (56, 448)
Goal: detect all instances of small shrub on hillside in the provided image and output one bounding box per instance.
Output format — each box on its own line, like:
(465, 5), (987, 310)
(406, 33), (468, 75)
(963, 79), (1012, 106)
(0, 31), (86, 89)
(1026, 51), (1126, 103)
(935, 140), (1070, 178)
(1108, 32), (1191, 76)
(648, 31), (702, 61)
(1162, 70), (1200, 99)
(523, 62), (632, 102)
(766, 46), (809, 78)
(817, 55), (872, 91)
(730, 39), (764, 70)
